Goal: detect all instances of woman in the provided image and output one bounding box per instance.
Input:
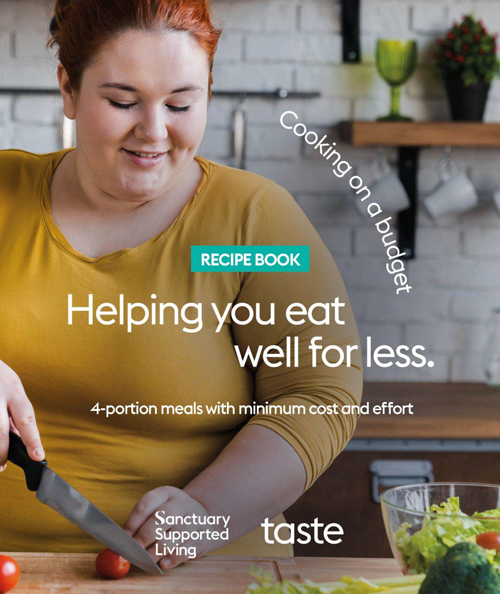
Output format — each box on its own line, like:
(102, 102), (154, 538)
(0, 0), (362, 570)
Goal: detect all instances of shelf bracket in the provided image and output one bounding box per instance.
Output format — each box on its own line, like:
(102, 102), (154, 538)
(397, 147), (420, 260)
(342, 0), (361, 63)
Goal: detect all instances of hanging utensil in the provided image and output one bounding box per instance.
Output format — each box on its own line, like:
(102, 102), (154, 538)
(232, 95), (247, 170)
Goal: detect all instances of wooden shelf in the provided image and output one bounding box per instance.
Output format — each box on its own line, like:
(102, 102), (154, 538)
(340, 121), (500, 147)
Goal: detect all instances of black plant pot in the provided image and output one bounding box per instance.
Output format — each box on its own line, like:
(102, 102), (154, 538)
(444, 78), (491, 121)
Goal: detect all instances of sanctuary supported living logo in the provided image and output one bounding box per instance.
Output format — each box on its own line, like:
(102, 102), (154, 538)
(280, 111), (413, 296)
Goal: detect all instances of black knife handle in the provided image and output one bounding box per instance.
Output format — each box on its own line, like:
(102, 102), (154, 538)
(7, 430), (47, 491)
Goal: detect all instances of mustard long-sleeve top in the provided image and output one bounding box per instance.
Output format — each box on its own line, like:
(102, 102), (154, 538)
(0, 148), (362, 555)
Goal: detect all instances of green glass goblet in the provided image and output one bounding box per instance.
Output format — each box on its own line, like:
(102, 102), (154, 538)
(376, 39), (418, 122)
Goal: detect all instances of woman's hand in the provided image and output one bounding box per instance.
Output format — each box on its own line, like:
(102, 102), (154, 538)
(0, 359), (45, 470)
(123, 486), (216, 570)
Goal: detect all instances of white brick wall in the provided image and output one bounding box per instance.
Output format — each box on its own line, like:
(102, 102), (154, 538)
(3, 0), (500, 382)
(463, 229), (500, 256)
(13, 95), (62, 124)
(412, 6), (449, 34)
(245, 33), (342, 64)
(299, 3), (341, 33)
(361, 3), (410, 33)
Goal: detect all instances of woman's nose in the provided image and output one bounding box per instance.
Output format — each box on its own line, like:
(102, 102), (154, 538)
(135, 107), (168, 143)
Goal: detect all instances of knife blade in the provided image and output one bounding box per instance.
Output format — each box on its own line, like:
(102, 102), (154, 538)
(7, 430), (162, 574)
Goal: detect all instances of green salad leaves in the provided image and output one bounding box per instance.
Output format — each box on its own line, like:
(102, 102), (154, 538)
(395, 496), (500, 574)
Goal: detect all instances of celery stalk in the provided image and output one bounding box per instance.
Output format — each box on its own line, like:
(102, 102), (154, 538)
(370, 575), (425, 587)
(312, 574), (425, 590)
(383, 584), (420, 594)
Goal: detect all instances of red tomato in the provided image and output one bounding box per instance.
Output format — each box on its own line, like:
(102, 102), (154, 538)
(0, 555), (20, 593)
(477, 531), (500, 552)
(96, 549), (131, 580)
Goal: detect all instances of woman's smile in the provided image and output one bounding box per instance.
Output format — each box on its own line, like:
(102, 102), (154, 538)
(121, 148), (168, 168)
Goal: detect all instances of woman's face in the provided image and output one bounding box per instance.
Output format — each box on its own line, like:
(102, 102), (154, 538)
(61, 29), (209, 201)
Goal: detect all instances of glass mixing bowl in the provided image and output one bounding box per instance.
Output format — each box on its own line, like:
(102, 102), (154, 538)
(381, 483), (500, 574)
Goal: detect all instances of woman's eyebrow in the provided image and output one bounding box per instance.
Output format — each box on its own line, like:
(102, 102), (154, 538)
(98, 82), (203, 93)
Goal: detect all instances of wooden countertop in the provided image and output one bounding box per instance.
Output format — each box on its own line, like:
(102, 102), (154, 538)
(0, 553), (402, 592)
(354, 382), (500, 439)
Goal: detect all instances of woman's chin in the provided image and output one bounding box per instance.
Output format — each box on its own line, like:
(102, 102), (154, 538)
(113, 170), (169, 198)
(113, 180), (165, 202)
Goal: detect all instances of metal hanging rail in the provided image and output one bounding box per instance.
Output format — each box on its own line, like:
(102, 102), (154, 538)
(0, 87), (322, 99)
(0, 88), (59, 94)
(213, 89), (321, 99)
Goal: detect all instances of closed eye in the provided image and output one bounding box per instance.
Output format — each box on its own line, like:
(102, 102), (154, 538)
(168, 105), (191, 113)
(108, 100), (135, 110)
(108, 99), (191, 113)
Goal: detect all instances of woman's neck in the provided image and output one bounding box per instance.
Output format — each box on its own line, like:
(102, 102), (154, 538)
(48, 149), (204, 258)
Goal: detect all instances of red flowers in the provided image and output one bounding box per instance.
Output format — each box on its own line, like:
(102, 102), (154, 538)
(436, 14), (500, 85)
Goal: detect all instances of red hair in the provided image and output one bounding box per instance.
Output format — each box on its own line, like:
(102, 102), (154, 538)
(48, 0), (222, 98)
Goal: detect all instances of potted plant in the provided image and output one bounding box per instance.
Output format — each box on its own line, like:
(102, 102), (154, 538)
(436, 14), (500, 121)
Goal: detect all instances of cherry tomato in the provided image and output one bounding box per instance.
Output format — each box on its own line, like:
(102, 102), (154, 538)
(96, 549), (131, 580)
(0, 555), (20, 593)
(477, 531), (500, 552)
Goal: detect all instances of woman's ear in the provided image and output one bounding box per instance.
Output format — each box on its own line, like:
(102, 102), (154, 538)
(57, 63), (76, 120)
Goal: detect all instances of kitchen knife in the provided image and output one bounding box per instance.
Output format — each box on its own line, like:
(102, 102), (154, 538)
(7, 430), (162, 574)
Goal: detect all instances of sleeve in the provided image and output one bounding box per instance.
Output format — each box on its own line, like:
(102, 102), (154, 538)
(0, 150), (44, 233)
(232, 183), (363, 492)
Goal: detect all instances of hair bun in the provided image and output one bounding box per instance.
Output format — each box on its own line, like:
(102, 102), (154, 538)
(50, 1), (66, 36)
(49, 15), (57, 35)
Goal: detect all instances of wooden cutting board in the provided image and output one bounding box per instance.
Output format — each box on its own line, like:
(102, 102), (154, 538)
(0, 553), (301, 593)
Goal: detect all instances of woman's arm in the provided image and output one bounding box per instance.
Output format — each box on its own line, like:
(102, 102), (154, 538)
(184, 424), (306, 541)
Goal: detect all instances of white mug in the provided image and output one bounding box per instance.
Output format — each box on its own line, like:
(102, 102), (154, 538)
(423, 158), (479, 218)
(353, 157), (410, 219)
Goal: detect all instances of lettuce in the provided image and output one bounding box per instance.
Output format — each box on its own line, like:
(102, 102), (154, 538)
(394, 497), (500, 574)
(473, 507), (500, 533)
